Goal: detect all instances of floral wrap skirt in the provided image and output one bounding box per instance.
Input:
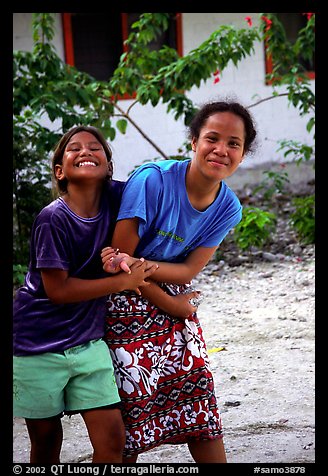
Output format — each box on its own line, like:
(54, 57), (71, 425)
(104, 283), (223, 457)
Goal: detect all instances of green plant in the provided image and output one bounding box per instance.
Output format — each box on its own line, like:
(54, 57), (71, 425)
(261, 13), (315, 165)
(289, 195), (315, 244)
(277, 140), (314, 165)
(13, 264), (28, 289)
(253, 169), (290, 200)
(233, 206), (277, 250)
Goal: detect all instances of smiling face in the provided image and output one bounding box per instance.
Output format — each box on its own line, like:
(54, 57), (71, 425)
(191, 111), (246, 182)
(55, 131), (110, 188)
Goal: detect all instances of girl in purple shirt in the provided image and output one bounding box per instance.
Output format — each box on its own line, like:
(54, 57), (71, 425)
(13, 126), (157, 463)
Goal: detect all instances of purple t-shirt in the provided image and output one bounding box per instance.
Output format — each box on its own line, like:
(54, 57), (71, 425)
(13, 180), (124, 356)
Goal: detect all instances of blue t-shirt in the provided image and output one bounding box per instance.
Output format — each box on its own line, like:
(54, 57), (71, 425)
(13, 180), (124, 356)
(118, 159), (242, 262)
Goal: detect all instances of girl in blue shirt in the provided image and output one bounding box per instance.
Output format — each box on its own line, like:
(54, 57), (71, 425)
(102, 100), (257, 463)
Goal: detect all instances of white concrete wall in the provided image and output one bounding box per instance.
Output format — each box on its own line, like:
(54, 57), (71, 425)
(13, 13), (315, 184)
(13, 13), (65, 57)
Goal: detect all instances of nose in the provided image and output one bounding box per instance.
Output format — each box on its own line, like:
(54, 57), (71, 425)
(80, 146), (92, 156)
(214, 141), (228, 156)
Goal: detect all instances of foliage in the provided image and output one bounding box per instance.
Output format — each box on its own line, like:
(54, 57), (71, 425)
(13, 264), (29, 290)
(253, 168), (290, 200)
(233, 207), (277, 250)
(13, 13), (315, 270)
(276, 140), (314, 165)
(121, 18), (261, 121)
(262, 13), (315, 119)
(260, 13), (315, 164)
(289, 195), (315, 244)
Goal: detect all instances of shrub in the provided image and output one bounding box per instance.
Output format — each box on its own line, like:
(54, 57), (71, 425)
(13, 264), (28, 291)
(233, 206), (277, 250)
(289, 194), (315, 244)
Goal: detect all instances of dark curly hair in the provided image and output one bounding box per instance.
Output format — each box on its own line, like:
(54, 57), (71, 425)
(188, 99), (257, 156)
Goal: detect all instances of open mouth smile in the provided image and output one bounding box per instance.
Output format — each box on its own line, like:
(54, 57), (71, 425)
(76, 160), (98, 167)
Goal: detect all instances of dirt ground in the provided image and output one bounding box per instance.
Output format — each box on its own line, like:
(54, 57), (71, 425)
(13, 250), (315, 464)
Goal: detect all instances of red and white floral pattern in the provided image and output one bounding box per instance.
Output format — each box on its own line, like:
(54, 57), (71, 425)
(105, 284), (223, 457)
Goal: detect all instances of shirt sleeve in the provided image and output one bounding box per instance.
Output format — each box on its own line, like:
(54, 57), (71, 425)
(117, 165), (163, 231)
(34, 221), (70, 270)
(201, 205), (242, 247)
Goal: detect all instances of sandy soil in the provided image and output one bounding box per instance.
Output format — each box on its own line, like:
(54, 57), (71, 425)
(13, 250), (315, 464)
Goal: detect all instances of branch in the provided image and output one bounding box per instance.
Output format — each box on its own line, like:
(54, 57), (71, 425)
(247, 93), (289, 109)
(111, 93), (288, 159)
(247, 91), (315, 113)
(107, 98), (169, 160)
(126, 100), (139, 115)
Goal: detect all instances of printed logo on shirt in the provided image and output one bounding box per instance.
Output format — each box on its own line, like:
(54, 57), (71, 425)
(155, 228), (184, 243)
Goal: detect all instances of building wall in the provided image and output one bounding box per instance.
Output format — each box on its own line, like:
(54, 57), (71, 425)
(13, 13), (315, 187)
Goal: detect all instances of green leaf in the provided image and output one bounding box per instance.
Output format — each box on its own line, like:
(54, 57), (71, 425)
(116, 119), (128, 135)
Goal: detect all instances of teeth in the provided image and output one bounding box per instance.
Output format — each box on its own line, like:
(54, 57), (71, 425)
(78, 161), (97, 167)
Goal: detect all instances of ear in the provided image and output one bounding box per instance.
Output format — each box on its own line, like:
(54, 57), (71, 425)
(54, 164), (65, 181)
(240, 150), (246, 163)
(191, 138), (197, 152)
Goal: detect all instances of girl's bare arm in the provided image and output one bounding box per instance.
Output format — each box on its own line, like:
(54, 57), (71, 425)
(41, 259), (158, 304)
(103, 218), (217, 318)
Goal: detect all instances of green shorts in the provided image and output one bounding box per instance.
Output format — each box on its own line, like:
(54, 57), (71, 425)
(13, 339), (120, 419)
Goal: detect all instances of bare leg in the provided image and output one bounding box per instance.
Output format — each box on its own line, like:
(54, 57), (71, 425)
(187, 438), (227, 463)
(25, 416), (63, 463)
(82, 408), (126, 463)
